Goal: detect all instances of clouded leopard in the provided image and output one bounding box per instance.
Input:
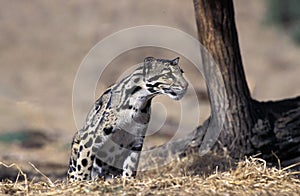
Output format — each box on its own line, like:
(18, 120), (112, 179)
(67, 57), (188, 181)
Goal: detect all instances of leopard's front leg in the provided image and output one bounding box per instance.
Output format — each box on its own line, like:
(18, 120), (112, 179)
(122, 137), (144, 177)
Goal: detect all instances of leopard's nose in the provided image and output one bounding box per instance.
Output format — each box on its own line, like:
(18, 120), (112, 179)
(181, 82), (188, 90)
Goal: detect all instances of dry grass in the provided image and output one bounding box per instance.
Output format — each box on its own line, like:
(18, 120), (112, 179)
(1, 156), (300, 196)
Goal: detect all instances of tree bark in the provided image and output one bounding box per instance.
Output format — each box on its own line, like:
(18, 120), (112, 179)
(191, 0), (300, 167)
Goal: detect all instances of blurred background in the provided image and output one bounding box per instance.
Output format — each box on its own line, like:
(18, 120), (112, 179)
(0, 0), (299, 179)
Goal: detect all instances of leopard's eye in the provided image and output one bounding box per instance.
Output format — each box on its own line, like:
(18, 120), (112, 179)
(161, 75), (168, 80)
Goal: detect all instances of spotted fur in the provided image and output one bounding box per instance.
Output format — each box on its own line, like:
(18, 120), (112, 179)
(67, 57), (188, 181)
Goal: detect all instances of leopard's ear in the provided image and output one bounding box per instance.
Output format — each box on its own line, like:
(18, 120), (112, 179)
(144, 57), (156, 63)
(143, 57), (157, 70)
(170, 57), (180, 65)
(143, 57), (158, 78)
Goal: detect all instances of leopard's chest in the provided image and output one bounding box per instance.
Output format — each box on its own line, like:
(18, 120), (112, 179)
(115, 108), (150, 136)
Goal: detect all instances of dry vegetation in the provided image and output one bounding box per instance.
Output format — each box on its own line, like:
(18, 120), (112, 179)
(1, 156), (300, 195)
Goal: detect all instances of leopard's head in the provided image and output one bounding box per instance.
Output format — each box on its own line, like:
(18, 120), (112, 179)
(143, 57), (188, 100)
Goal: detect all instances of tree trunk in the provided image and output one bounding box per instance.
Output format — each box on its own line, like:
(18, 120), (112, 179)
(191, 0), (300, 167)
